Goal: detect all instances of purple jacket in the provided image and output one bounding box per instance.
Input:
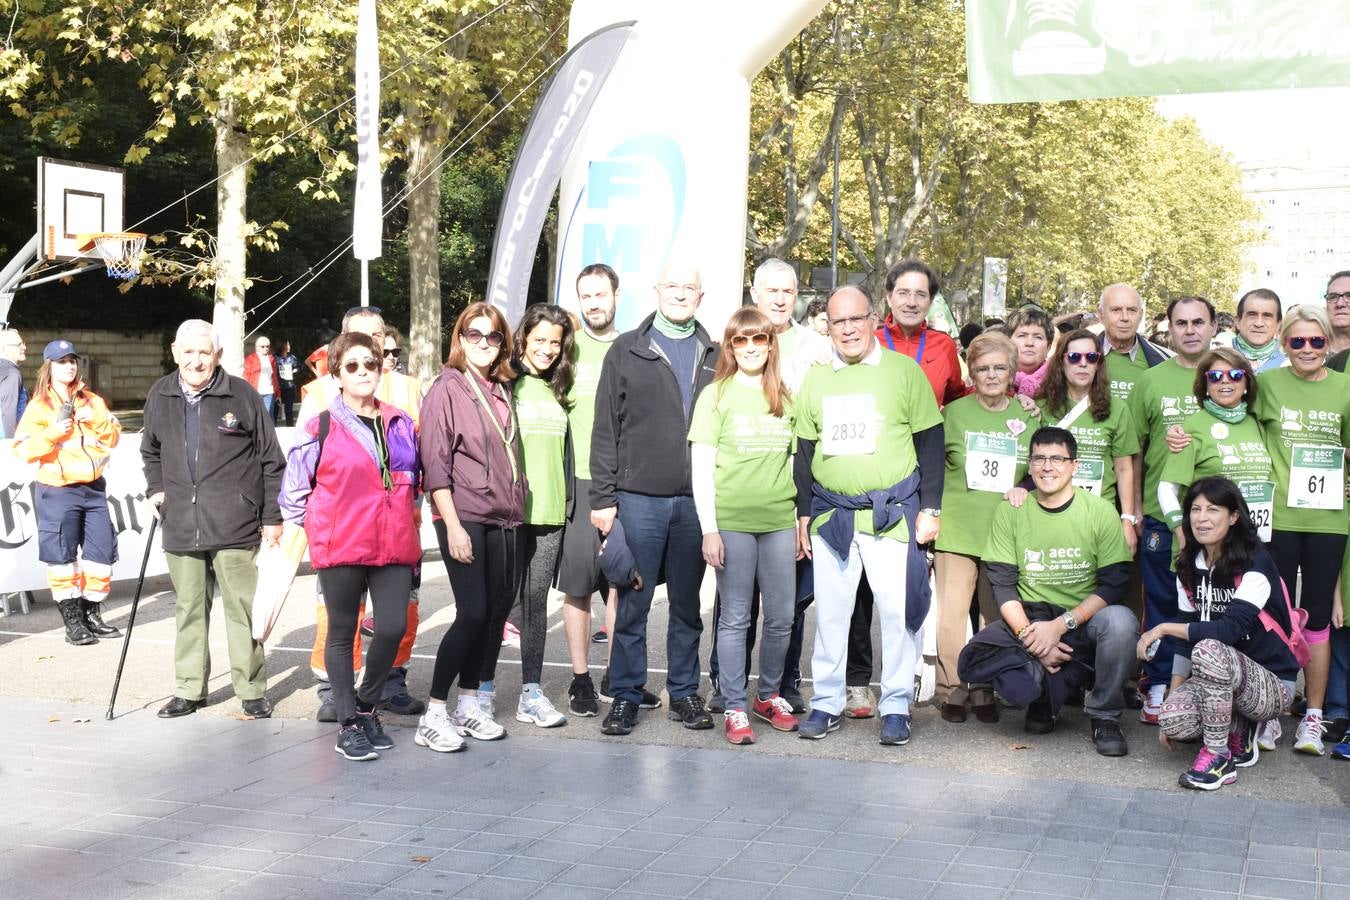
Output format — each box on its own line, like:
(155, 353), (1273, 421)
(419, 366), (525, 529)
(279, 398), (421, 568)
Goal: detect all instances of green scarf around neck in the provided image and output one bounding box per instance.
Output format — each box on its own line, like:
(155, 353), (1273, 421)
(1203, 398), (1247, 423)
(653, 310), (696, 339)
(1233, 333), (1279, 364)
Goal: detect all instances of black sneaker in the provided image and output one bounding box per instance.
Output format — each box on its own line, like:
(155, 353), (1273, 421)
(601, 698), (639, 736)
(1024, 697), (1056, 735)
(1091, 718), (1129, 757)
(357, 709), (394, 750)
(568, 675), (600, 717)
(779, 685), (808, 715)
(1325, 717), (1350, 745)
(669, 694), (715, 730)
(592, 628), (608, 644)
(378, 668), (426, 716)
(336, 724), (379, 761)
(600, 673), (662, 709)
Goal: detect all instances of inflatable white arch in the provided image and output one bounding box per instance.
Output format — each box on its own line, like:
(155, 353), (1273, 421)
(555, 0), (829, 333)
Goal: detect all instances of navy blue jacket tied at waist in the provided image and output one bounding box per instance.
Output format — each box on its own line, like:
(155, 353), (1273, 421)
(810, 468), (930, 631)
(957, 601), (1096, 718)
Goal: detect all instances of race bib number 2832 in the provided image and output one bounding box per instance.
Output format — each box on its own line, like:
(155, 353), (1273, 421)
(821, 394), (878, 456)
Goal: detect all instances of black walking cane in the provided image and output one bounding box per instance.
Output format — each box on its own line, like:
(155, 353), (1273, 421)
(106, 516), (159, 720)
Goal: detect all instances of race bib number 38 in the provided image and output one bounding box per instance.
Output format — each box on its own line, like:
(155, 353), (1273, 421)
(1287, 445), (1345, 511)
(822, 394), (877, 456)
(965, 433), (1016, 493)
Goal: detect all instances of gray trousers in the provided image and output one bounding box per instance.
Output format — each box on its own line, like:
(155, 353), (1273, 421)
(714, 528), (796, 711)
(1083, 604), (1140, 722)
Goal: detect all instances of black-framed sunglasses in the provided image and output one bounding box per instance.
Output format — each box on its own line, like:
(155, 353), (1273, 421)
(384, 347), (401, 358)
(463, 328), (504, 348)
(1204, 368), (1246, 384)
(1287, 336), (1327, 350)
(342, 358), (381, 374)
(1064, 351), (1101, 364)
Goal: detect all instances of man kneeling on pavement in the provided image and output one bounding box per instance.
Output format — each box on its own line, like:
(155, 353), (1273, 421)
(970, 426), (1138, 757)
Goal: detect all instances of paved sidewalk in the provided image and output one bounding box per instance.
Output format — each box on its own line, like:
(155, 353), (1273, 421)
(6, 697), (1350, 900)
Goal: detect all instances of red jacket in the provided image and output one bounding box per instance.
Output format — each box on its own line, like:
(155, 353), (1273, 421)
(875, 318), (968, 407)
(243, 353), (281, 399)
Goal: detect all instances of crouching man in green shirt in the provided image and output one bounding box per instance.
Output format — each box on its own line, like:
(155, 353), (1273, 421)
(985, 426), (1138, 757)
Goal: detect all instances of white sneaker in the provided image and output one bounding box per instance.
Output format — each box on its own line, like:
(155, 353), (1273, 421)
(1139, 684), (1164, 725)
(516, 692), (567, 728)
(845, 685), (876, 719)
(477, 691), (497, 721)
(414, 709), (466, 753)
(453, 700), (506, 741)
(1256, 718), (1282, 752)
(1293, 714), (1325, 756)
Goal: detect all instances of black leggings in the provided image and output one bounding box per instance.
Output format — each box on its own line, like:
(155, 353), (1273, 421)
(431, 519), (520, 700)
(318, 564), (412, 722)
(1270, 529), (1348, 633)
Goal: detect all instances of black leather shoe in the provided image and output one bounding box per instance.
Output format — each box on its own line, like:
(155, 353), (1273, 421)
(241, 698), (272, 719)
(158, 697), (203, 718)
(1024, 697), (1056, 735)
(601, 698), (639, 735)
(669, 694), (715, 730)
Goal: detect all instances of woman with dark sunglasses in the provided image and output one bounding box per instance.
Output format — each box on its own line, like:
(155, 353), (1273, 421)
(279, 332), (421, 761)
(1251, 304), (1350, 755)
(1036, 328), (1141, 555)
(1158, 348), (1272, 556)
(689, 308), (801, 744)
(416, 302), (526, 753)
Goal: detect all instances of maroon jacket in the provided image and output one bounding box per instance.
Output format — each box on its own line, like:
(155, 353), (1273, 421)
(419, 366), (525, 528)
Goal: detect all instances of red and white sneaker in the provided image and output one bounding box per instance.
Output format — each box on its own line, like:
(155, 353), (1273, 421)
(724, 710), (756, 745)
(1139, 684), (1164, 725)
(502, 621), (521, 648)
(752, 695), (799, 732)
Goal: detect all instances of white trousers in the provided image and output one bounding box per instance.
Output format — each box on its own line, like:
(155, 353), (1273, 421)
(810, 532), (921, 716)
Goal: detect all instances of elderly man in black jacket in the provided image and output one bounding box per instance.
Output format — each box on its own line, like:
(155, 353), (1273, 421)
(142, 319), (286, 719)
(589, 261), (720, 736)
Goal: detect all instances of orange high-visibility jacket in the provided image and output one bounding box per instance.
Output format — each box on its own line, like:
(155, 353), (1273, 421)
(12, 384), (122, 486)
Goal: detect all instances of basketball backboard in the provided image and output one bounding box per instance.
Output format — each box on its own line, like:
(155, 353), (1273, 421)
(36, 157), (125, 262)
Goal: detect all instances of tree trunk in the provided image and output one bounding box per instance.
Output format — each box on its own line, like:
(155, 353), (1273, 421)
(213, 96), (249, 375)
(405, 105), (447, 384)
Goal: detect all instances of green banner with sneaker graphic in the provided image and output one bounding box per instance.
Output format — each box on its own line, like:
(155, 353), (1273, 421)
(967, 0), (1350, 104)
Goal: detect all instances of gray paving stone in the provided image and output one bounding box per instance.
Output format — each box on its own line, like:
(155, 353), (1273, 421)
(387, 866), (478, 894)
(554, 862), (635, 889)
(1241, 875), (1317, 900)
(1085, 881), (1163, 900)
(1323, 864), (1350, 885)
(621, 869), (709, 896)
(335, 860), (418, 886)
(852, 873), (934, 898)
(581, 844), (663, 870)
(1246, 843), (1319, 864)
(941, 863), (1020, 889)
(646, 850), (727, 877)
(1013, 870), (1092, 897)
(780, 864), (862, 892)
(866, 855), (949, 881)
(691, 876), (774, 899)
(954, 845), (1028, 869)
(1167, 868), (1242, 893)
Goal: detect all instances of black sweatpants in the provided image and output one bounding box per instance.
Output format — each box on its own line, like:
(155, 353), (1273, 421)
(319, 564), (412, 723)
(430, 520), (520, 700)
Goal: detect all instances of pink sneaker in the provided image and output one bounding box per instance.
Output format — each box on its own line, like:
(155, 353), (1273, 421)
(752, 695), (799, 732)
(724, 710), (756, 745)
(502, 622), (521, 648)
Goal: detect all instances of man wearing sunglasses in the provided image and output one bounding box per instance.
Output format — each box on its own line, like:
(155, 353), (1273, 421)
(296, 306), (427, 722)
(141, 319), (286, 720)
(1129, 296), (1217, 725)
(0, 327), (27, 440)
(592, 261), (720, 736)
(1097, 283), (1171, 403)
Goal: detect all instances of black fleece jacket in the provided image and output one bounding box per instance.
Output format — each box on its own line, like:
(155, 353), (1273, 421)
(141, 369), (286, 552)
(589, 313), (719, 507)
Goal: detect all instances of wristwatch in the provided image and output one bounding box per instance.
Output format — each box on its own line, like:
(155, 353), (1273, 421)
(1120, 513), (1139, 524)
(919, 508), (941, 518)
(1062, 612), (1079, 631)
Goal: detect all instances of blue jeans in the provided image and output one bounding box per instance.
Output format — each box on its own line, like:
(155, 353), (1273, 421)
(1326, 627), (1350, 721)
(260, 393), (276, 420)
(1140, 516), (1177, 686)
(609, 492), (706, 706)
(713, 529), (796, 711)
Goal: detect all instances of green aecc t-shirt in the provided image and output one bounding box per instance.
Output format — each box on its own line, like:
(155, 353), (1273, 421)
(516, 374), (568, 526)
(688, 379), (796, 534)
(935, 394), (1036, 557)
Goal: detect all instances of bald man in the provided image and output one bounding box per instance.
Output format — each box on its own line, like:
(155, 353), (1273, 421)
(793, 286), (944, 745)
(590, 261), (721, 736)
(1097, 283), (1171, 403)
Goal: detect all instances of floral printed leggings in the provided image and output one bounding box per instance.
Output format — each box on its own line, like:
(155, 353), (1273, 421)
(1159, 639), (1292, 753)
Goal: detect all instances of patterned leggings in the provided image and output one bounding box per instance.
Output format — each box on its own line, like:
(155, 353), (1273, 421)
(1159, 639), (1291, 753)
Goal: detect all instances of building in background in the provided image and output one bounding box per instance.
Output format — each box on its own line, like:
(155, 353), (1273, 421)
(1241, 156), (1350, 308)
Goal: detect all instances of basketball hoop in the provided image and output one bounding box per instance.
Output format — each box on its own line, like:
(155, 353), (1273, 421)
(78, 232), (147, 280)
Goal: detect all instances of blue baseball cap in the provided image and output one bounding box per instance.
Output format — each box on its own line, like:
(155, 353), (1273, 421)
(43, 339), (80, 361)
(597, 519), (643, 591)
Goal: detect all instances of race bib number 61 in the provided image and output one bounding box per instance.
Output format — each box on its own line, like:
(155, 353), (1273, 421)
(1287, 445), (1345, 511)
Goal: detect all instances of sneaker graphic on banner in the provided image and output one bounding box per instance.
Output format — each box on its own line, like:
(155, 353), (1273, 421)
(1007, 0), (1108, 77)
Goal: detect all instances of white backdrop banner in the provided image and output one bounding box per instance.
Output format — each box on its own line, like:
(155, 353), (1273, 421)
(1, 430), (445, 594)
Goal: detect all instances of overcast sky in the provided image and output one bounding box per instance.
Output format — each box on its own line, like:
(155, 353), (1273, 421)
(1156, 86), (1350, 168)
